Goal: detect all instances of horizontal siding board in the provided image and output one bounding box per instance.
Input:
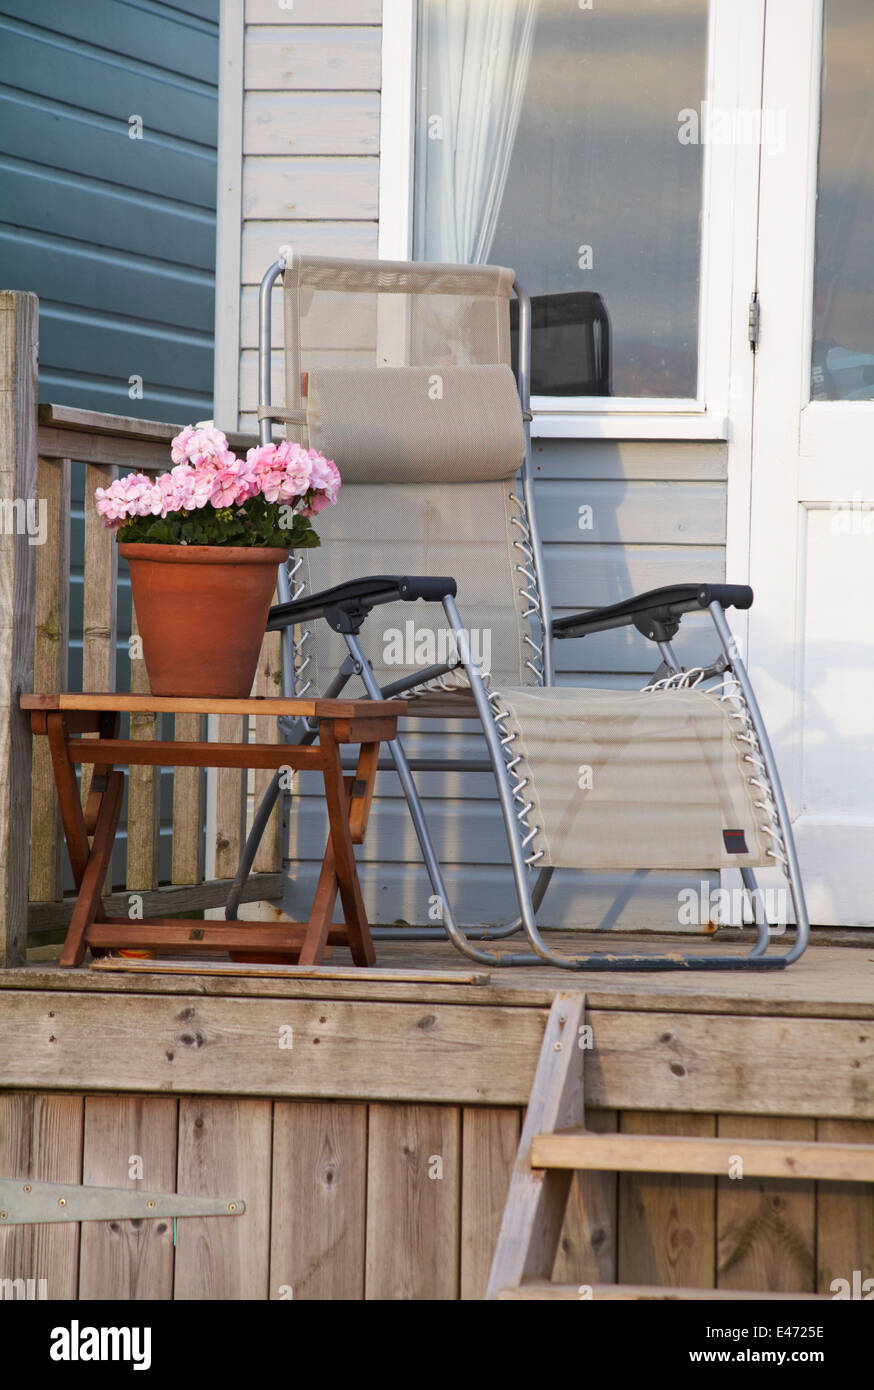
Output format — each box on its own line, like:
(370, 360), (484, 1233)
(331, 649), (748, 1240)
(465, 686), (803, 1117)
(0, 227), (213, 329)
(244, 26), (381, 91)
(244, 91), (380, 155)
(0, 21), (218, 143)
(0, 0), (219, 80)
(39, 371), (210, 422)
(532, 439), (728, 482)
(281, 863), (716, 932)
(0, 89), (217, 206)
(242, 220), (378, 282)
(0, 159), (216, 268)
(535, 479), (725, 545)
(242, 155), (379, 219)
(545, 543), (724, 608)
(38, 304), (214, 393)
(246, 0), (382, 22)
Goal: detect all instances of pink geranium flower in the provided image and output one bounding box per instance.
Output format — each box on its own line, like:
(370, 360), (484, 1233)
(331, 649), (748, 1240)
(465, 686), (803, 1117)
(95, 422), (340, 537)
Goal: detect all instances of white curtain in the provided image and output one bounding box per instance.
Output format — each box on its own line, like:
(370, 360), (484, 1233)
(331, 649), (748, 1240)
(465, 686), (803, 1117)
(415, 0), (538, 264)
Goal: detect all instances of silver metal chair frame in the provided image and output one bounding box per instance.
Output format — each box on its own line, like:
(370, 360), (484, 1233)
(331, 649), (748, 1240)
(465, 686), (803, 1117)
(227, 256), (810, 971)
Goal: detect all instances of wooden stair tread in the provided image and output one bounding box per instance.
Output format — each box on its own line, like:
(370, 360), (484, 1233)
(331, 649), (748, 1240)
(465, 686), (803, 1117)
(530, 1129), (874, 1182)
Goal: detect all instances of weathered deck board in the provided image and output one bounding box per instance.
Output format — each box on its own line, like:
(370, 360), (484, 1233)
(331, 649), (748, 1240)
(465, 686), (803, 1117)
(618, 1111), (717, 1289)
(552, 1108), (619, 1287)
(716, 1115), (816, 1293)
(0, 1093), (83, 1298)
(815, 1118), (874, 1296)
(29, 456), (70, 903)
(0, 992), (548, 1104)
(5, 937), (874, 1018)
(270, 1100), (367, 1300)
(460, 1107), (520, 1300)
(174, 1097), (271, 1300)
(78, 1096), (177, 1299)
(365, 1104), (461, 1300)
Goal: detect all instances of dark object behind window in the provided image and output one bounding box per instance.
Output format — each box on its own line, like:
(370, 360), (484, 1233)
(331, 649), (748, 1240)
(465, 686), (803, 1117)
(510, 291), (612, 396)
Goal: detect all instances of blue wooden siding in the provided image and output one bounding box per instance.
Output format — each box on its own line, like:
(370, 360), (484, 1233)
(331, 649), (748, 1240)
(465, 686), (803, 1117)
(0, 0), (220, 420)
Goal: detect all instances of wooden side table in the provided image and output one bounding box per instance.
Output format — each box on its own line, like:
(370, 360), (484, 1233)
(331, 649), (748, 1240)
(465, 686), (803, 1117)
(22, 694), (405, 969)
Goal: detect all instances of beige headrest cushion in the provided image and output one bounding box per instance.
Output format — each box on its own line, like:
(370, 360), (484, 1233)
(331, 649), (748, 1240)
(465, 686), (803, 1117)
(306, 364), (525, 483)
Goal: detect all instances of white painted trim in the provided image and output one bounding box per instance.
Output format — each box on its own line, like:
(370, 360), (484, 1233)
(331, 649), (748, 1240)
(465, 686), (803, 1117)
(378, 0), (417, 259)
(532, 412), (728, 442)
(213, 0), (245, 433)
(722, 0), (768, 617)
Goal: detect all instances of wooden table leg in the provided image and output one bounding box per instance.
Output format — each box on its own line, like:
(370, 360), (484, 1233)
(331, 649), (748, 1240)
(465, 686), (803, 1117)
(60, 770), (124, 967)
(319, 726), (375, 967)
(46, 713), (91, 888)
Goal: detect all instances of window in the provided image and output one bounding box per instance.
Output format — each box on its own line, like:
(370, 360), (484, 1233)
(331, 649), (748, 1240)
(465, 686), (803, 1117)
(412, 0), (709, 400)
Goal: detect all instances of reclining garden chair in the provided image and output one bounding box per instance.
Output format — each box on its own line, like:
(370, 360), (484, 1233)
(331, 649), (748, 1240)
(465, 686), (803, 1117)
(226, 252), (809, 971)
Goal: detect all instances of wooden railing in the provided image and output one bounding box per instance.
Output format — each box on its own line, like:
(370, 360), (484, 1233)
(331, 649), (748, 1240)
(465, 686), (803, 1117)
(0, 291), (283, 966)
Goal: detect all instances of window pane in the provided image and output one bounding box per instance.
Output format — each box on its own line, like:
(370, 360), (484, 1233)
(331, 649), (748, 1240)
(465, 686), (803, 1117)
(414, 0), (708, 399)
(812, 0), (874, 402)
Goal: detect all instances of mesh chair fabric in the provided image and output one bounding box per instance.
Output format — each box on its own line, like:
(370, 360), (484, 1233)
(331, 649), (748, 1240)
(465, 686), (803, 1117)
(306, 365), (524, 483)
(496, 685), (774, 870)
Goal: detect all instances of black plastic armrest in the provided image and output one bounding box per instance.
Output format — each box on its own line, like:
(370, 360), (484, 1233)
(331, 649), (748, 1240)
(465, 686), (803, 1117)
(267, 574), (457, 634)
(552, 583), (753, 643)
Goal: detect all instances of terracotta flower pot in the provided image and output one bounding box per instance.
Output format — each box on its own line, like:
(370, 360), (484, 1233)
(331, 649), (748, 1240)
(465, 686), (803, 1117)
(120, 543), (289, 699)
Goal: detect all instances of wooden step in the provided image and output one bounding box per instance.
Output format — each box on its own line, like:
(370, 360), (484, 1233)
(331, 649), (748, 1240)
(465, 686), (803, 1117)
(530, 1130), (874, 1182)
(497, 1282), (830, 1301)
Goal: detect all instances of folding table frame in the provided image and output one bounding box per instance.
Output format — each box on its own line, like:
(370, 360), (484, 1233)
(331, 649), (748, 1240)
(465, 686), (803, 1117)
(22, 693), (403, 969)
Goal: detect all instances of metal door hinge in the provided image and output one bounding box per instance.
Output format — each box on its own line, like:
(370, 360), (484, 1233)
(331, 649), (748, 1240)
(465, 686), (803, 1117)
(0, 1179), (245, 1225)
(748, 292), (760, 350)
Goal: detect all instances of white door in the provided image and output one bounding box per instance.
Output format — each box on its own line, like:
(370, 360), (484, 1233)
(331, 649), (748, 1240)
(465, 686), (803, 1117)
(749, 0), (874, 924)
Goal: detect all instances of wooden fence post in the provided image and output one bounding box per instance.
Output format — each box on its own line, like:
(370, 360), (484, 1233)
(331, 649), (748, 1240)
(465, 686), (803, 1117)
(0, 291), (38, 966)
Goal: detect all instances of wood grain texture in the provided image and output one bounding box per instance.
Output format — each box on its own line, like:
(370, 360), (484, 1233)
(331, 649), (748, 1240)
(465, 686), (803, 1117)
(80, 462), (117, 820)
(270, 1100), (367, 1300)
(242, 156), (378, 220)
(534, 1129), (874, 1182)
(552, 1108), (618, 1287)
(716, 1116), (815, 1293)
(28, 872), (282, 935)
(0, 1093), (83, 1298)
(79, 1096), (177, 1299)
(253, 627), (282, 874)
(174, 1097), (272, 1299)
(0, 292), (38, 965)
(497, 1282), (828, 1301)
(172, 713), (205, 885)
(215, 713), (246, 880)
(588, 1011), (874, 1118)
(460, 1106), (520, 1300)
(29, 456), (70, 901)
(618, 1111), (717, 1289)
(486, 993), (587, 1297)
(244, 26), (381, 91)
(244, 91), (379, 156)
(126, 612), (158, 892)
(815, 1118), (874, 1296)
(0, 991), (549, 1104)
(365, 1103), (461, 1299)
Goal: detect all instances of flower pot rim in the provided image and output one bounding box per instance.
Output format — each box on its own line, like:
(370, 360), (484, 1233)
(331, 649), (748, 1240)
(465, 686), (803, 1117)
(119, 542), (290, 564)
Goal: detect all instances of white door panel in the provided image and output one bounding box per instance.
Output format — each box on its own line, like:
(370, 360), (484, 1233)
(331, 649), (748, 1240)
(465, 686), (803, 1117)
(751, 0), (874, 923)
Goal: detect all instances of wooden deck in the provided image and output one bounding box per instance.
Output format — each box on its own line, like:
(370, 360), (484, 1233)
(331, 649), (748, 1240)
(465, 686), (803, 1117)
(1, 934), (872, 1300)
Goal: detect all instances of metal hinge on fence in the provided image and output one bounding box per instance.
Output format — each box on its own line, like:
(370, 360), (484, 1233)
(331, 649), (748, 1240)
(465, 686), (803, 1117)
(748, 291), (761, 350)
(0, 1179), (245, 1225)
